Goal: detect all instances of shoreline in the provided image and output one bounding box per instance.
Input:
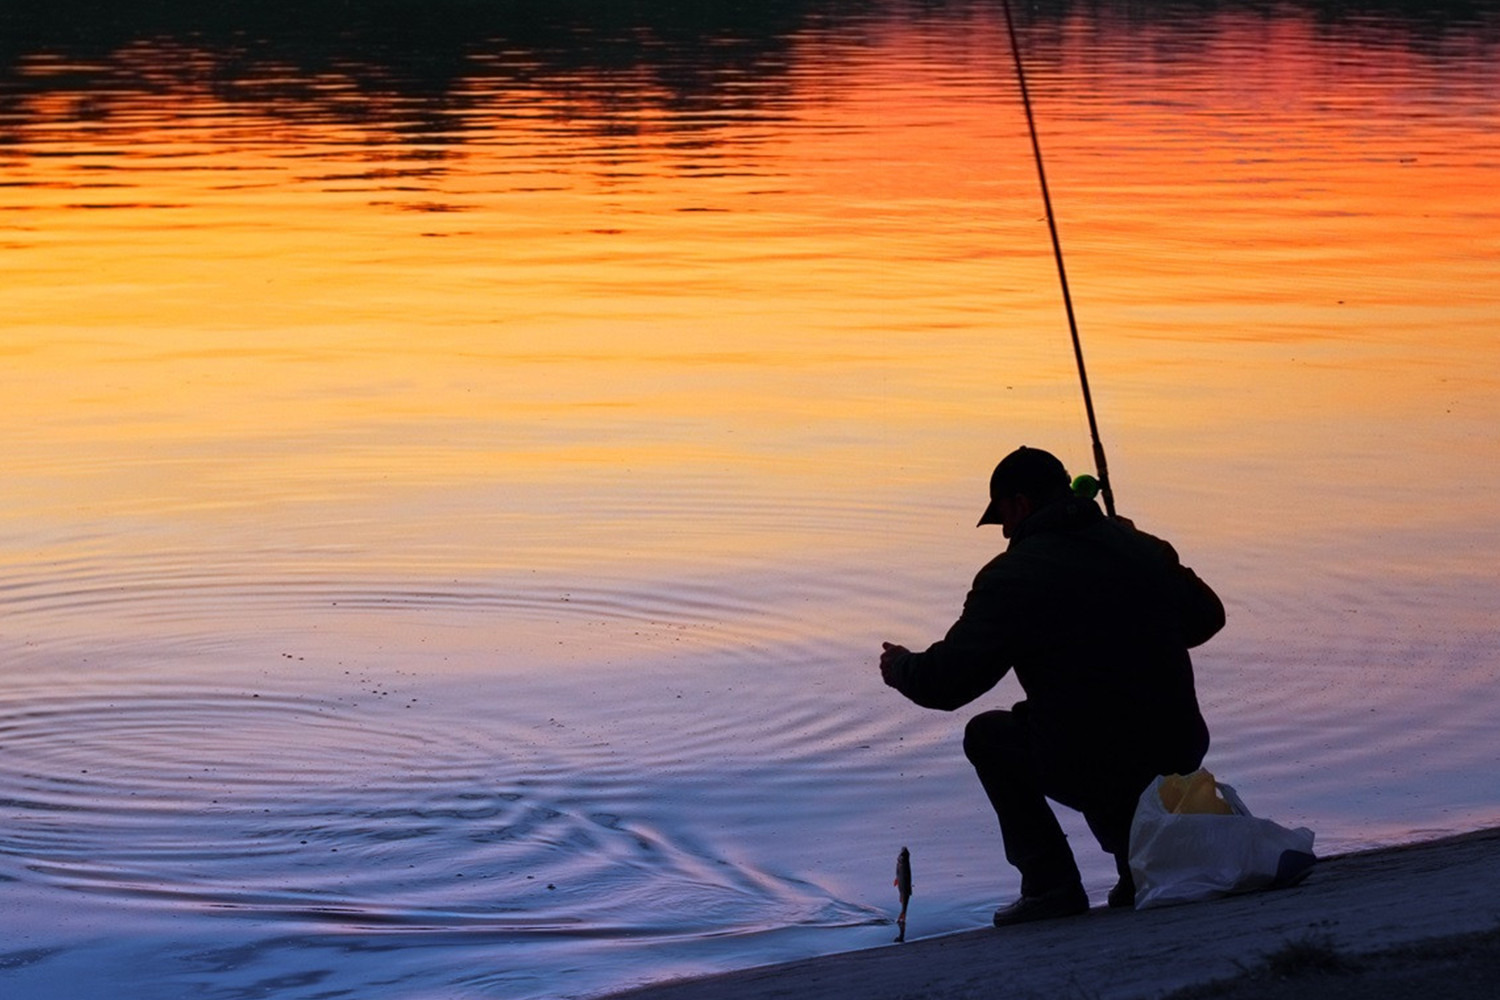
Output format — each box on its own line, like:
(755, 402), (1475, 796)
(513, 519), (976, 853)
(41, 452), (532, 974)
(602, 826), (1500, 1000)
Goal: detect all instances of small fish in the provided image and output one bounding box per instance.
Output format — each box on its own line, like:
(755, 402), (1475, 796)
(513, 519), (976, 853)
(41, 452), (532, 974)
(893, 846), (912, 942)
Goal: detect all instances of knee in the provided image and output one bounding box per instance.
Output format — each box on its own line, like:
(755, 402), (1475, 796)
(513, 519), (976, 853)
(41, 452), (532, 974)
(963, 710), (1020, 766)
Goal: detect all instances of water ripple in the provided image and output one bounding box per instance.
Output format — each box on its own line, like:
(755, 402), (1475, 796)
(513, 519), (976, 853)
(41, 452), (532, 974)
(0, 680), (884, 943)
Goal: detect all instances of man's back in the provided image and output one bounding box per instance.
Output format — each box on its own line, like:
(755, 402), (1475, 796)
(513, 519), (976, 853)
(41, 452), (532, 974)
(984, 497), (1221, 773)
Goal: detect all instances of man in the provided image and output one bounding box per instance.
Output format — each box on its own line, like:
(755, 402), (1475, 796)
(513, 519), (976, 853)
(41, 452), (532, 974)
(879, 446), (1224, 926)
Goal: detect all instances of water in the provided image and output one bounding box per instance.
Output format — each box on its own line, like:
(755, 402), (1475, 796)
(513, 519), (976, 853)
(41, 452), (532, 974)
(2, 0), (1498, 996)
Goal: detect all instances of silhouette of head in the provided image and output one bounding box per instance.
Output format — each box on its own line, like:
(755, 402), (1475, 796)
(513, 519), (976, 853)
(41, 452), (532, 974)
(977, 446), (1071, 528)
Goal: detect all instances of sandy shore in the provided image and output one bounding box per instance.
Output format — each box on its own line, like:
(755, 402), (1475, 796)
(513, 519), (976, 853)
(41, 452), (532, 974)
(603, 826), (1500, 1000)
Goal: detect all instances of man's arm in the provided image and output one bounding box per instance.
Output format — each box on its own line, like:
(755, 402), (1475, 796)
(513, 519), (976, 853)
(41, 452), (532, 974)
(879, 568), (1015, 711)
(1172, 562), (1225, 648)
(1118, 519), (1225, 648)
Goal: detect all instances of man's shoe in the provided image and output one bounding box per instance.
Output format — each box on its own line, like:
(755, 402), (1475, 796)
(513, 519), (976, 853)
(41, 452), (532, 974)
(1107, 877), (1135, 909)
(1108, 853), (1136, 909)
(991, 882), (1089, 927)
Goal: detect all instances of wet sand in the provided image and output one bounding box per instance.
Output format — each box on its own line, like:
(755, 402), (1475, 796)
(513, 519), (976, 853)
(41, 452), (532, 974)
(604, 827), (1500, 1000)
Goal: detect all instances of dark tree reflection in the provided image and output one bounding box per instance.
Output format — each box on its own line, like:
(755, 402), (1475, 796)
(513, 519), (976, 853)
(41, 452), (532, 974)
(1, 0), (1495, 139)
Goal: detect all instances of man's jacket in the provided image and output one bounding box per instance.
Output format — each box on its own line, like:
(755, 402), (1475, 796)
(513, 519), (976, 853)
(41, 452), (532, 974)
(885, 497), (1224, 777)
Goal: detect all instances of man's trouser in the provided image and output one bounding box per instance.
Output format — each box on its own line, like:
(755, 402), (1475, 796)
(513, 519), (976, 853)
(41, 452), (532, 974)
(963, 706), (1163, 897)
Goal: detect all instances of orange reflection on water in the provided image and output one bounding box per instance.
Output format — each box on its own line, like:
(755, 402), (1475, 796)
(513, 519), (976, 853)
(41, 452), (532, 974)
(2, 10), (1497, 596)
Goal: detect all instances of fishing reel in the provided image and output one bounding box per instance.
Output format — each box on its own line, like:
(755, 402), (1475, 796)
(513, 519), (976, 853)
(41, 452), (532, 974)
(1070, 474), (1101, 501)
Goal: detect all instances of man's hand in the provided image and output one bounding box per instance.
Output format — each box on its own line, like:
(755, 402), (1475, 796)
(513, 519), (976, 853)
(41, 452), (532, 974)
(879, 642), (910, 687)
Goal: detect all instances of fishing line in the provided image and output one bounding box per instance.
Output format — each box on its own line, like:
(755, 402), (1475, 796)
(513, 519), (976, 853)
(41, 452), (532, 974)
(999, 0), (1117, 517)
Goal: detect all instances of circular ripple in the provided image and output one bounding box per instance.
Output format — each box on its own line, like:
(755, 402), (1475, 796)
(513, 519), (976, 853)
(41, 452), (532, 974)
(0, 680), (881, 938)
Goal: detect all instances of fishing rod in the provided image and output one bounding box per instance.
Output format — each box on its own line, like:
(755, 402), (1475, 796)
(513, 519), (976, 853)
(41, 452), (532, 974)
(999, 0), (1117, 518)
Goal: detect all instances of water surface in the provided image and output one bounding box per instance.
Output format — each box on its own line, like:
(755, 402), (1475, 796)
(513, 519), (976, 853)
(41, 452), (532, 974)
(2, 1), (1498, 996)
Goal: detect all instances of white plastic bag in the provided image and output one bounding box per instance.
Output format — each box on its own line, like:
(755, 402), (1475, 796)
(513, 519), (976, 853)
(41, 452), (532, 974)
(1128, 770), (1316, 910)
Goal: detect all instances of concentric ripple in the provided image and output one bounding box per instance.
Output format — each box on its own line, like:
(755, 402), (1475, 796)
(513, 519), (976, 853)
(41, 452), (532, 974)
(0, 678), (882, 941)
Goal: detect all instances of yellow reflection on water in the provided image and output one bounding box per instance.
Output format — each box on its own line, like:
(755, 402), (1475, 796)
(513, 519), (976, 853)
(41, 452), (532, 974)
(2, 11), (1497, 655)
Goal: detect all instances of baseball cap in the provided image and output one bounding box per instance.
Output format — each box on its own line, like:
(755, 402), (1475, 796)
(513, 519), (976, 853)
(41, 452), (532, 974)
(977, 446), (1070, 526)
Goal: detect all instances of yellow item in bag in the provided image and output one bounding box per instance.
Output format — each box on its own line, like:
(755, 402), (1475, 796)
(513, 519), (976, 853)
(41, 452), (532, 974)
(1158, 770), (1235, 815)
